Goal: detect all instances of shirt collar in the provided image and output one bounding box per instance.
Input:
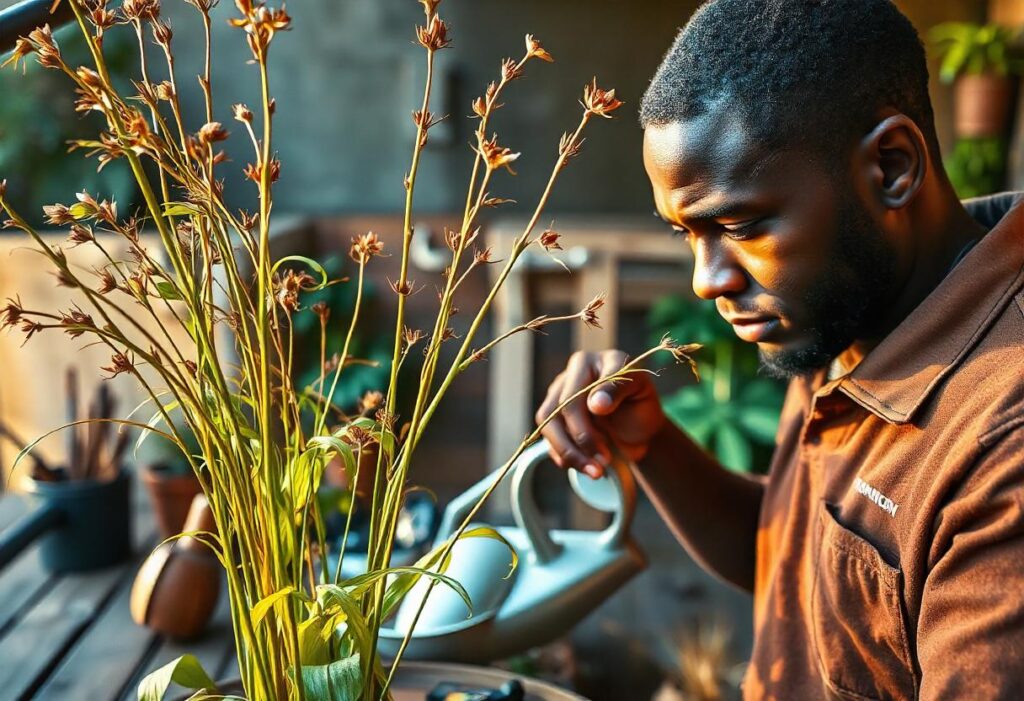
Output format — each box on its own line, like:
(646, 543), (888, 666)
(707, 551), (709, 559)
(835, 195), (1024, 424)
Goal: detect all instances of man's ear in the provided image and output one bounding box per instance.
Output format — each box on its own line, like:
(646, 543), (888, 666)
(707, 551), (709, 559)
(856, 113), (929, 210)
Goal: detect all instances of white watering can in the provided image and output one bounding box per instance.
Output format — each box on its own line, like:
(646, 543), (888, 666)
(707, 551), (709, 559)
(377, 439), (647, 663)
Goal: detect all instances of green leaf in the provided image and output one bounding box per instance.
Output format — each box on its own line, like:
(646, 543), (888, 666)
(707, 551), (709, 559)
(134, 403), (179, 456)
(715, 422), (753, 472)
(271, 255), (329, 291)
(251, 585), (298, 627)
(137, 654), (217, 701)
(736, 405), (780, 445)
(300, 655), (363, 701)
(343, 567), (472, 619)
(314, 584), (375, 661)
(298, 615), (333, 666)
(68, 202), (97, 219)
(381, 526), (518, 620)
(460, 526), (519, 578)
(12, 419), (177, 480)
(306, 436), (356, 483)
(154, 280), (183, 301)
(162, 202), (204, 217)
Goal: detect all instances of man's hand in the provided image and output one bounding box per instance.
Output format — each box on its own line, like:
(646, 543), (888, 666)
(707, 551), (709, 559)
(535, 350), (668, 479)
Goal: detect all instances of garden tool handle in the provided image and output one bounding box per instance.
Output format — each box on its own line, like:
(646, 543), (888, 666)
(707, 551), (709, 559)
(0, 0), (75, 55)
(0, 502), (63, 570)
(511, 439), (637, 564)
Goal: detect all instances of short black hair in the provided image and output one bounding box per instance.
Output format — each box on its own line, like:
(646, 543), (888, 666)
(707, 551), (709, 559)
(640, 0), (937, 159)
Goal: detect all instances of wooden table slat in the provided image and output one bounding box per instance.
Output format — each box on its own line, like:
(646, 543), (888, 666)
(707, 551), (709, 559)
(34, 571), (159, 701)
(0, 565), (126, 700)
(0, 545), (53, 636)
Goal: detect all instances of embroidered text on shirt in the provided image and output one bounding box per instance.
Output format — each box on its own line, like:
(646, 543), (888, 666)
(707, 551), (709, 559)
(853, 476), (899, 517)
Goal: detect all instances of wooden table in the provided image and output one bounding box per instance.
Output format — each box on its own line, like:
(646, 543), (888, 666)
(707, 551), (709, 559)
(0, 485), (585, 701)
(0, 490), (237, 701)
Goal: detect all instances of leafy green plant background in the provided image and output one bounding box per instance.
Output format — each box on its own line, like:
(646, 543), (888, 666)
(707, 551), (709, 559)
(946, 136), (1009, 199)
(291, 257), (392, 415)
(928, 22), (1024, 82)
(0, 27), (138, 225)
(649, 296), (785, 473)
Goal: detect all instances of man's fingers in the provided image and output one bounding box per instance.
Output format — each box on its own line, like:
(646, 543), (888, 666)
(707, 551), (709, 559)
(586, 350), (631, 416)
(535, 371), (565, 428)
(540, 417), (603, 478)
(557, 353), (611, 469)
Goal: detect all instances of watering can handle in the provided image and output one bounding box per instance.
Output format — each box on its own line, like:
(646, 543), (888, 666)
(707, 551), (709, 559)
(432, 439), (638, 559)
(511, 439), (637, 563)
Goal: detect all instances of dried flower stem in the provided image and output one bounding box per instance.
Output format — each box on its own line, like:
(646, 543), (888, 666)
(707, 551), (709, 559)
(381, 341), (687, 694)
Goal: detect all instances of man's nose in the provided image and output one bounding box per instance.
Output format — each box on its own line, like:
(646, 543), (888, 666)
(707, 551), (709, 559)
(691, 237), (746, 300)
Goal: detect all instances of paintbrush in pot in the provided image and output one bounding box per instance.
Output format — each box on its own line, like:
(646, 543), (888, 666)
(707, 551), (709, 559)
(65, 368), (81, 479)
(0, 420), (57, 480)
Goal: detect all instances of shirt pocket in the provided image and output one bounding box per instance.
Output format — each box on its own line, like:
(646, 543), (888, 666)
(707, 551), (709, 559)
(812, 502), (917, 701)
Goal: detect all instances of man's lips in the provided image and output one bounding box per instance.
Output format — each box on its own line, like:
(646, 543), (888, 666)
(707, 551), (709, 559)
(725, 315), (780, 343)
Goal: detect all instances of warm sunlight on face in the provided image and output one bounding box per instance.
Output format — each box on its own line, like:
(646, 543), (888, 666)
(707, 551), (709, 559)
(642, 109), (897, 378)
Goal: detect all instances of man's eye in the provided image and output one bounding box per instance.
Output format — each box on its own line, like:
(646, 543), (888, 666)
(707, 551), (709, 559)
(722, 219), (762, 240)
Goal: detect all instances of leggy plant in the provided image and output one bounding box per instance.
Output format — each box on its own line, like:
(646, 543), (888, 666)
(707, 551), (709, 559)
(0, 1), (699, 699)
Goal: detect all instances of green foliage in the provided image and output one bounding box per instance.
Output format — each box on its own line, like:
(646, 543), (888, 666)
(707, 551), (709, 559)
(649, 296), (785, 473)
(300, 656), (364, 701)
(945, 137), (1008, 199)
(292, 257), (391, 413)
(0, 27), (137, 225)
(137, 654), (218, 701)
(928, 23), (1024, 83)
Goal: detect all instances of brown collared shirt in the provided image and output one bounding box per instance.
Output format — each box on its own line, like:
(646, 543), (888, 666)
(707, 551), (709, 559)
(745, 194), (1024, 700)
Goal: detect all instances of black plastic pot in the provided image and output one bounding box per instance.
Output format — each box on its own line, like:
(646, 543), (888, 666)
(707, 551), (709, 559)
(0, 470), (133, 573)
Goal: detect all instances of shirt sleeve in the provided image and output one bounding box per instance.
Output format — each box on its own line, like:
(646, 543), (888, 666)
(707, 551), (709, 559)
(916, 426), (1024, 700)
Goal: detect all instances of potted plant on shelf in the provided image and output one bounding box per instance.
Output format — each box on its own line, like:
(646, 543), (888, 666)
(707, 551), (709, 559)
(0, 1), (698, 700)
(928, 21), (1023, 138)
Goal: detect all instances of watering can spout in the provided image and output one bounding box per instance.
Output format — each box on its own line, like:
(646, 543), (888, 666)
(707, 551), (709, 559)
(379, 439), (647, 664)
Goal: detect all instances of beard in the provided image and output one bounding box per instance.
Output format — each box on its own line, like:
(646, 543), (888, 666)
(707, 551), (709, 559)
(758, 198), (898, 380)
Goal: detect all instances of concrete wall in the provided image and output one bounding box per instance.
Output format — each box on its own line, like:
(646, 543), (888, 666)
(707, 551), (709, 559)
(151, 0), (989, 222)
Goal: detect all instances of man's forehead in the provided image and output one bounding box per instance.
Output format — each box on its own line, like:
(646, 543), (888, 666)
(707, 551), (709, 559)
(642, 111), (779, 198)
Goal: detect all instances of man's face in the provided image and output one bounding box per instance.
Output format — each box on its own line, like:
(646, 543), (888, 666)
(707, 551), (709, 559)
(643, 112), (898, 379)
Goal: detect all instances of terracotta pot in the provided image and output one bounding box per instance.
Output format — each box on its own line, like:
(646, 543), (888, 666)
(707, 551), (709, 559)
(131, 494), (220, 641)
(142, 464), (203, 539)
(954, 73), (1017, 138)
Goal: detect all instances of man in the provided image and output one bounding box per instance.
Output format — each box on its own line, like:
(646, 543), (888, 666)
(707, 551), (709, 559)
(537, 0), (1024, 698)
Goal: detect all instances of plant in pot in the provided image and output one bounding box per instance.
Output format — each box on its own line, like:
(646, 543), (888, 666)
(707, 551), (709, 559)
(929, 22), (1023, 138)
(0, 1), (699, 700)
(0, 369), (132, 573)
(929, 22), (1023, 197)
(139, 423), (203, 539)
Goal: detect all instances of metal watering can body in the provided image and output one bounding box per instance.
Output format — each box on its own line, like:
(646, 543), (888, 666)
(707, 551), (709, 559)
(377, 439), (647, 663)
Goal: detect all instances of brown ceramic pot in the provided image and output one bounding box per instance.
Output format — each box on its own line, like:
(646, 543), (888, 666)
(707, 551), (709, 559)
(142, 464), (203, 539)
(131, 493), (221, 640)
(954, 73), (1016, 138)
